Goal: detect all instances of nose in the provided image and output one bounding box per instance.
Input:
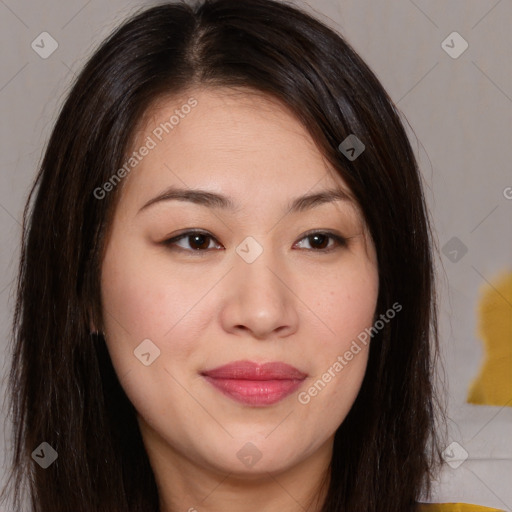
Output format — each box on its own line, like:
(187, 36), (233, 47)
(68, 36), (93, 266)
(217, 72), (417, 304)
(219, 248), (299, 340)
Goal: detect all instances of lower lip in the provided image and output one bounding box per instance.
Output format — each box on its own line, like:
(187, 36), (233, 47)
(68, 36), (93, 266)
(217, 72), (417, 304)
(202, 376), (304, 406)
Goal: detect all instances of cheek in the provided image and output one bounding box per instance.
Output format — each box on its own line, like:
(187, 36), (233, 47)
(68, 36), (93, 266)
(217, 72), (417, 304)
(297, 258), (378, 414)
(99, 240), (209, 423)
(315, 259), (379, 354)
(99, 237), (208, 368)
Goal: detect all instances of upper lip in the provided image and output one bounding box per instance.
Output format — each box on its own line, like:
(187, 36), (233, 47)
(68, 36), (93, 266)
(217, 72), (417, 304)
(201, 360), (307, 380)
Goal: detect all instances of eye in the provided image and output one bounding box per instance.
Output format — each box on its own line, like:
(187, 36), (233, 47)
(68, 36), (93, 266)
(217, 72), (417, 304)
(293, 231), (346, 253)
(161, 230), (347, 254)
(162, 230), (223, 253)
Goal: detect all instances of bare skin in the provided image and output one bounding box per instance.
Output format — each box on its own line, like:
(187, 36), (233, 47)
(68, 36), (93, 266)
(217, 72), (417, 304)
(99, 87), (379, 512)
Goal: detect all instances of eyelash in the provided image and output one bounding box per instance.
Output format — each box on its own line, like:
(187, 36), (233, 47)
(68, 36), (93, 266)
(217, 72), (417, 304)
(161, 229), (347, 255)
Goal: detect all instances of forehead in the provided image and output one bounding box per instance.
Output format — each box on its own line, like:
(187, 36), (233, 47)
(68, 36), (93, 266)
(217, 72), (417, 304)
(134, 86), (323, 165)
(119, 86), (362, 219)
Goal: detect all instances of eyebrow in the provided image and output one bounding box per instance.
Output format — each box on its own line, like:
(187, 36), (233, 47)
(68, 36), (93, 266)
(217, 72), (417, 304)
(137, 185), (354, 215)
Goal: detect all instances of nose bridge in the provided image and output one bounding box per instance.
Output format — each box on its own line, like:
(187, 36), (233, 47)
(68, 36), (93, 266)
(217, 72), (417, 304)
(234, 234), (284, 300)
(220, 233), (297, 337)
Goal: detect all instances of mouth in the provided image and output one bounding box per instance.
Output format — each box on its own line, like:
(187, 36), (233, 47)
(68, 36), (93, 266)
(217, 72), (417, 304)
(200, 360), (307, 407)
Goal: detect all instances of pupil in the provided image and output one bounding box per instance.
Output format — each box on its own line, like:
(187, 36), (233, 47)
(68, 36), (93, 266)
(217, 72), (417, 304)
(311, 234), (328, 249)
(191, 234), (208, 250)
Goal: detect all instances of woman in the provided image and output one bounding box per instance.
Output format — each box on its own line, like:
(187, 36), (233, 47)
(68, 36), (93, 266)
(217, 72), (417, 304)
(0, 0), (503, 511)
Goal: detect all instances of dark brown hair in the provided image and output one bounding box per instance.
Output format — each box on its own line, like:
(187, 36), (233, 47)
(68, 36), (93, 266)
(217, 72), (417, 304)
(1, 0), (447, 510)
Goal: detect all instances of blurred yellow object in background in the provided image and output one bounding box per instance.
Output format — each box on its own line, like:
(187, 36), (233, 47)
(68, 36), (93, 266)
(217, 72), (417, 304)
(417, 502), (505, 511)
(467, 271), (512, 407)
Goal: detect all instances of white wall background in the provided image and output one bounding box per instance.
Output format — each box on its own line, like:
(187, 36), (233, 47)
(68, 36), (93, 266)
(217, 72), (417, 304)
(0, 0), (511, 510)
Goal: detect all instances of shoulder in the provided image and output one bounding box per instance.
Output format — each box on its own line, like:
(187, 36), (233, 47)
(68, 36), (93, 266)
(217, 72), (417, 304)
(417, 503), (505, 512)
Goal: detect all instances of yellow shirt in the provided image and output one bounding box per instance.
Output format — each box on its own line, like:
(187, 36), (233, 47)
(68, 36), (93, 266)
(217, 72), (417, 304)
(417, 503), (505, 511)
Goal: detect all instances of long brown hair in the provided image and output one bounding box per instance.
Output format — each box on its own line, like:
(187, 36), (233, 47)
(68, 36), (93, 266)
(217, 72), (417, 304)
(1, 1), (447, 510)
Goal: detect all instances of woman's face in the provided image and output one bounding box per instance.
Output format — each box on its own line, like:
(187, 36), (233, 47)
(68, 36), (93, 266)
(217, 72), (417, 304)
(100, 87), (379, 479)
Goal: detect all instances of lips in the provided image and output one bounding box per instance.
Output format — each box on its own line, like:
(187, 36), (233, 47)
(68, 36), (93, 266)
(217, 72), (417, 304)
(201, 360), (307, 380)
(201, 360), (307, 406)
